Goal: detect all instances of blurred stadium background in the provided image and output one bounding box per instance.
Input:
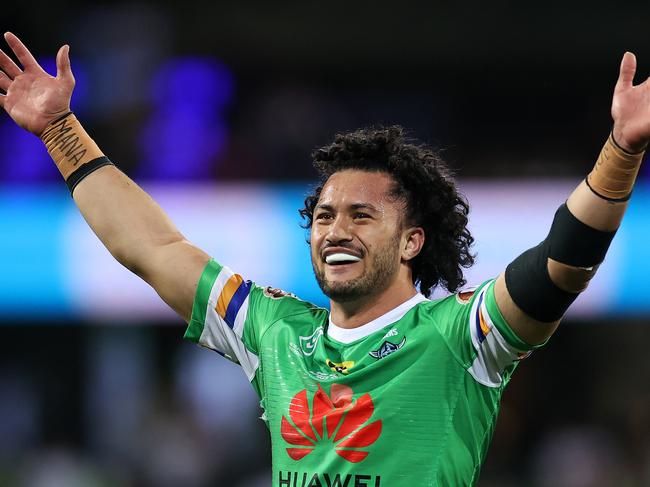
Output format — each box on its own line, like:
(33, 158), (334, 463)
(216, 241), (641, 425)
(2, 1), (650, 485)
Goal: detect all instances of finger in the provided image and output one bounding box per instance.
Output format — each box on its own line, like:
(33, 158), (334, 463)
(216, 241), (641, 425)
(0, 48), (21, 79)
(0, 70), (10, 91)
(4, 32), (41, 71)
(55, 45), (74, 83)
(615, 51), (637, 92)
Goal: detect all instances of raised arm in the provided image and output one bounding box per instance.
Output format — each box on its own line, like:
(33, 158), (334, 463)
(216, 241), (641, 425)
(494, 52), (647, 345)
(0, 32), (209, 321)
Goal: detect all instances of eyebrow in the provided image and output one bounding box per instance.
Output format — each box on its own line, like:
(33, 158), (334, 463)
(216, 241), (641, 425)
(315, 202), (379, 212)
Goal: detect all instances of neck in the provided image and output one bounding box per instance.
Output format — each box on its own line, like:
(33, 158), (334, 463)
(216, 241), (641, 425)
(329, 279), (419, 329)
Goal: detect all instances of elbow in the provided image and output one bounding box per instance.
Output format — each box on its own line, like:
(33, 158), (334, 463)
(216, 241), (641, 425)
(547, 259), (599, 294)
(109, 233), (187, 280)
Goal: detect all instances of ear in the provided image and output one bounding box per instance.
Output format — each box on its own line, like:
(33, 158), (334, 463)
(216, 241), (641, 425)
(401, 227), (425, 261)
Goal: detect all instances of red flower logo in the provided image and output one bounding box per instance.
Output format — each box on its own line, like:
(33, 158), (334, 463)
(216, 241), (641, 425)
(280, 384), (382, 463)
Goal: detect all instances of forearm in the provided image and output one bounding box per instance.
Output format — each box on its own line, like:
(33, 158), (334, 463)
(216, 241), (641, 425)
(545, 182), (624, 294)
(566, 181), (627, 231)
(566, 131), (637, 233)
(46, 116), (210, 320)
(549, 133), (643, 291)
(73, 164), (185, 275)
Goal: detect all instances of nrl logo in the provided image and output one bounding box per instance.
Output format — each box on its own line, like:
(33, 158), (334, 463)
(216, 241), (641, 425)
(299, 327), (323, 356)
(326, 358), (355, 375)
(369, 337), (406, 360)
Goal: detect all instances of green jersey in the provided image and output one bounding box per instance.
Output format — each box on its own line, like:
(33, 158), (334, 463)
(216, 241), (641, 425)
(184, 259), (540, 486)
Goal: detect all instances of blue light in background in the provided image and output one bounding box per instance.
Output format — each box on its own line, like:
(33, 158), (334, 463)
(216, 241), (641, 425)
(0, 186), (71, 317)
(613, 184), (650, 315)
(0, 180), (648, 321)
(137, 58), (234, 180)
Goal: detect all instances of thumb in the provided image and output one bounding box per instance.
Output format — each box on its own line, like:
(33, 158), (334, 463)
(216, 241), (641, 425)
(615, 51), (636, 92)
(56, 45), (74, 84)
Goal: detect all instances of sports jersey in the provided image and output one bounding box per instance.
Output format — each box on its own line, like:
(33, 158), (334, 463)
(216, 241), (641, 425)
(184, 259), (542, 486)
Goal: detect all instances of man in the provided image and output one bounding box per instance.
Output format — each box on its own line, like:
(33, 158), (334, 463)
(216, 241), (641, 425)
(1, 31), (647, 485)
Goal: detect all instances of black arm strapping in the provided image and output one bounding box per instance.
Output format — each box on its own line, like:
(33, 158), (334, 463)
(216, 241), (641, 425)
(505, 203), (616, 322)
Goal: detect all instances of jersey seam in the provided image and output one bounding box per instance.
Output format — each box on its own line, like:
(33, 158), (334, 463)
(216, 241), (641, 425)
(432, 320), (472, 371)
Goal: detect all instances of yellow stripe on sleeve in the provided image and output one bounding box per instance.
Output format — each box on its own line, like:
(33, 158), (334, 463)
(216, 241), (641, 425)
(216, 274), (244, 319)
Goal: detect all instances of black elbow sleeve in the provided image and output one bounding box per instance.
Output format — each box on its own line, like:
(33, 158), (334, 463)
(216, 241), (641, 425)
(505, 204), (616, 322)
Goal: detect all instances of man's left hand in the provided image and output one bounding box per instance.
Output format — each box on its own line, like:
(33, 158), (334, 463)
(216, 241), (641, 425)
(612, 52), (650, 153)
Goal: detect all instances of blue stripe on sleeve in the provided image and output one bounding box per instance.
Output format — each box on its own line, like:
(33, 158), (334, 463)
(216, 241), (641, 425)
(224, 280), (252, 328)
(475, 291), (486, 343)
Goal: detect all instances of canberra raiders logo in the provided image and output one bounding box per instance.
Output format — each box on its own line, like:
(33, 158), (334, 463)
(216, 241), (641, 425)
(369, 337), (406, 360)
(281, 384), (382, 463)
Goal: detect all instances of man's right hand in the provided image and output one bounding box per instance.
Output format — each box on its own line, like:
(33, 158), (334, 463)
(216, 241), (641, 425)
(0, 32), (74, 136)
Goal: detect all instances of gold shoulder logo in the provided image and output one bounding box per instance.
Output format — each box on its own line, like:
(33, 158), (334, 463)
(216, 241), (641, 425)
(456, 289), (476, 305)
(263, 286), (295, 299)
(326, 358), (355, 375)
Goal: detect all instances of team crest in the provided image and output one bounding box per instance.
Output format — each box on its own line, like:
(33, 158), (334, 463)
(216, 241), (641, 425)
(369, 337), (406, 360)
(326, 358), (355, 375)
(263, 286), (295, 299)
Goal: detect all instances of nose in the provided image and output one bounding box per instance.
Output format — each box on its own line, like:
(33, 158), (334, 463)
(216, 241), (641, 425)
(325, 214), (353, 244)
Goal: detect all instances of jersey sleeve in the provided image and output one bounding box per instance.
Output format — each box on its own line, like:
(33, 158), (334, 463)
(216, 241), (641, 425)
(435, 279), (546, 388)
(183, 259), (301, 382)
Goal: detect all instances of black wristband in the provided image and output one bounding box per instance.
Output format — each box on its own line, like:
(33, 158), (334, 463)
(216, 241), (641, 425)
(66, 156), (114, 195)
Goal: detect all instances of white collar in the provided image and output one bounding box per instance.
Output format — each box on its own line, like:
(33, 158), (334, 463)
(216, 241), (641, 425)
(327, 293), (428, 344)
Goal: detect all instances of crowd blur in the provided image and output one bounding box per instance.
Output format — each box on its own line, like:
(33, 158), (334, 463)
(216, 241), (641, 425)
(2, 1), (650, 485)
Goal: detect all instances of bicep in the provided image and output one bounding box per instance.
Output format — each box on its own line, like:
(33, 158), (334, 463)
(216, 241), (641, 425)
(137, 240), (211, 322)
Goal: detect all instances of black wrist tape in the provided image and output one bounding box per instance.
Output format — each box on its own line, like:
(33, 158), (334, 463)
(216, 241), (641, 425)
(66, 156), (114, 195)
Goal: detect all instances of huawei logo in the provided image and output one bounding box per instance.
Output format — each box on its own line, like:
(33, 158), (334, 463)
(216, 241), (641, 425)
(281, 384), (382, 463)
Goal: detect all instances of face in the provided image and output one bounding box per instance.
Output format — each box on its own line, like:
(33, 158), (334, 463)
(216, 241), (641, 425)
(310, 170), (417, 302)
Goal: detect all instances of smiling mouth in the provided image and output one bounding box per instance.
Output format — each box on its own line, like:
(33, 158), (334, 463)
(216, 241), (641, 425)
(324, 252), (362, 266)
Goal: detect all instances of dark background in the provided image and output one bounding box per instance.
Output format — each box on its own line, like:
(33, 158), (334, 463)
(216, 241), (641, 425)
(1, 2), (650, 485)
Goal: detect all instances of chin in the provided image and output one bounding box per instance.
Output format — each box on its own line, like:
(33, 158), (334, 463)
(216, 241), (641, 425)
(319, 277), (369, 302)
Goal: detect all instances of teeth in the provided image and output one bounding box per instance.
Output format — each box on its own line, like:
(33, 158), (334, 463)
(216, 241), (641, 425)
(325, 252), (361, 264)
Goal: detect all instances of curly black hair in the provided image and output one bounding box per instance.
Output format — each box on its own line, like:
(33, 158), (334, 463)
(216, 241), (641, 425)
(299, 125), (475, 296)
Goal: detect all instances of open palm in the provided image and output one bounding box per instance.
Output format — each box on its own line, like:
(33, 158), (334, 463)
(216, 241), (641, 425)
(612, 52), (650, 153)
(0, 32), (74, 136)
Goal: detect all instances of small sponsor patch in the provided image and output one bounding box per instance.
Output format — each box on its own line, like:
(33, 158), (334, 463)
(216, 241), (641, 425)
(263, 286), (295, 299)
(326, 358), (355, 374)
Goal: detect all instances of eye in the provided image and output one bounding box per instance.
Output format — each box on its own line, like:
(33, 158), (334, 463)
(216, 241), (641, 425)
(315, 212), (333, 222)
(354, 212), (371, 219)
